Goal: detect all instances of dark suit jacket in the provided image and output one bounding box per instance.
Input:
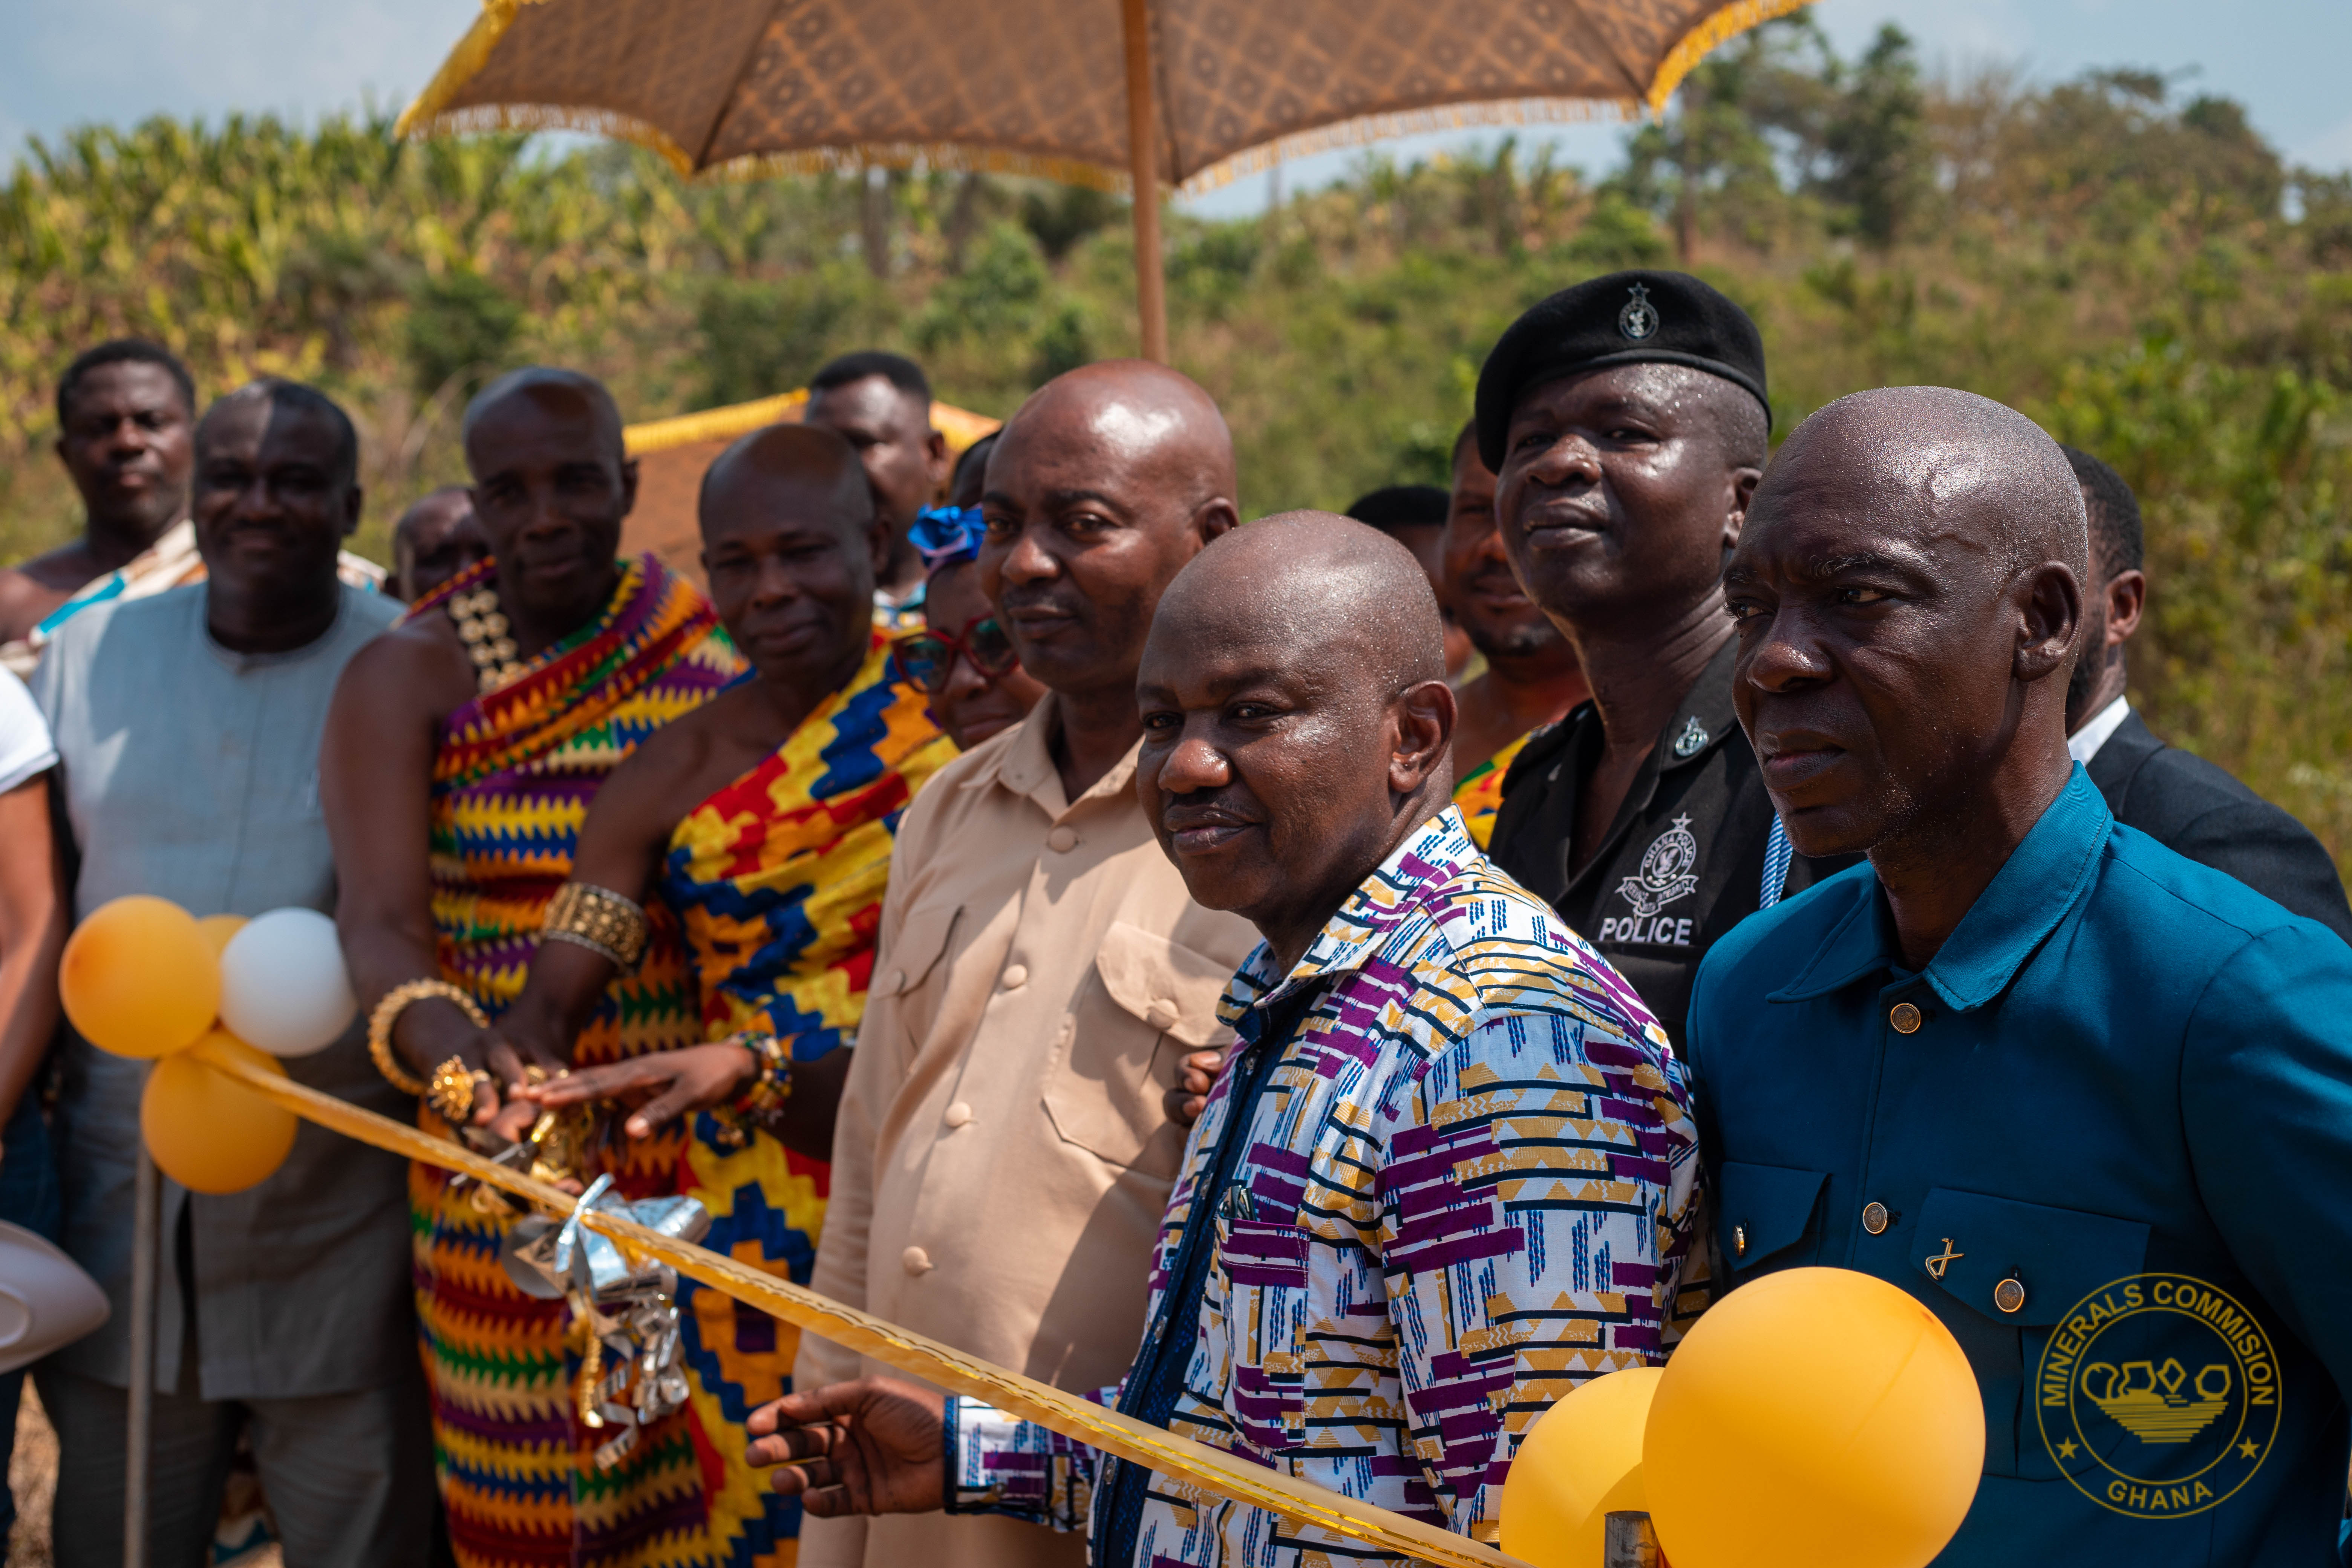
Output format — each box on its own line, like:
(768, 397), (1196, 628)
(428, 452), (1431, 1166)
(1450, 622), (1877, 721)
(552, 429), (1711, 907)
(2086, 710), (2352, 943)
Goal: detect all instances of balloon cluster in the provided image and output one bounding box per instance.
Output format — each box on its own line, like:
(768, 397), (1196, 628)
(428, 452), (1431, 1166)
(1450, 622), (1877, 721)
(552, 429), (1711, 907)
(1501, 1268), (1984, 1568)
(58, 896), (358, 1195)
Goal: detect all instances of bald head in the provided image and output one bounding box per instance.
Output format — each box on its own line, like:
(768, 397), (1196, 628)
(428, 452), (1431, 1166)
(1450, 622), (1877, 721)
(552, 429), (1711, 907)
(1137, 511), (1457, 965)
(1158, 511), (1446, 699)
(1725, 385), (2088, 882)
(999, 360), (1236, 505)
(700, 423), (872, 541)
(979, 359), (1240, 710)
(462, 367), (625, 462)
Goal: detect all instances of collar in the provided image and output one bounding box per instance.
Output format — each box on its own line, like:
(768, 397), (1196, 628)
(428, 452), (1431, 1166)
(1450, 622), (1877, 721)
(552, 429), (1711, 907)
(1242, 807), (1481, 1009)
(1654, 633), (1743, 774)
(1770, 767), (2112, 1010)
(2067, 695), (2131, 767)
(962, 693), (1140, 821)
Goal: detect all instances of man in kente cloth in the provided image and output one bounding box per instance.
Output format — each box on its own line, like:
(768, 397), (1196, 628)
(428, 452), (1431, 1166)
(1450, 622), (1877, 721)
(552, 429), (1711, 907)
(324, 367), (743, 1568)
(503, 424), (955, 1564)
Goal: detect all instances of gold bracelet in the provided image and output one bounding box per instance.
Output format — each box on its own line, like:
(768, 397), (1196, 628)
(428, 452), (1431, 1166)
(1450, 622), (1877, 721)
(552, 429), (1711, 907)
(542, 882), (650, 972)
(710, 1033), (792, 1149)
(368, 978), (490, 1097)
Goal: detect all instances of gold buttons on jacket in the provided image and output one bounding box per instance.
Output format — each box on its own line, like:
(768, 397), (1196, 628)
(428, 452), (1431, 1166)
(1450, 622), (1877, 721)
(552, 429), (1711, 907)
(943, 1101), (974, 1129)
(1994, 1277), (2027, 1314)
(880, 969), (905, 996)
(1733, 1225), (1748, 1258)
(1862, 1201), (1890, 1235)
(1890, 1001), (1923, 1034)
(901, 1245), (933, 1276)
(1001, 963), (1028, 990)
(1046, 826), (1079, 853)
(1145, 1000), (1178, 1031)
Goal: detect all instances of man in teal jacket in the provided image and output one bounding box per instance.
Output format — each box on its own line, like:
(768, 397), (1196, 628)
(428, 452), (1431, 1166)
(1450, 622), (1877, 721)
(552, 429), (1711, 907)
(1688, 385), (2352, 1564)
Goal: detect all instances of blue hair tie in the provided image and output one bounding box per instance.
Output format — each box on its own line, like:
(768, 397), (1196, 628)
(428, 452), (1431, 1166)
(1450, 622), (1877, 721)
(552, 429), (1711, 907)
(909, 505), (985, 572)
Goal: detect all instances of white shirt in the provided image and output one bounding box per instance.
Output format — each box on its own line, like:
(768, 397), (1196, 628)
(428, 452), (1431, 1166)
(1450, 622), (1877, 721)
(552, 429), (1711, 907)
(2069, 695), (2132, 767)
(0, 666), (57, 793)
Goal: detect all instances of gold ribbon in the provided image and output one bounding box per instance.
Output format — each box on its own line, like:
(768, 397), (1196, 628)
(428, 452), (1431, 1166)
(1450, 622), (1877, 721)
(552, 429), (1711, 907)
(193, 1040), (1526, 1568)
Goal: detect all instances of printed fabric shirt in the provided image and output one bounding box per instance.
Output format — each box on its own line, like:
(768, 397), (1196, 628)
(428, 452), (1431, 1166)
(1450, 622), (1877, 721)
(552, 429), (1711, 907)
(941, 808), (1702, 1566)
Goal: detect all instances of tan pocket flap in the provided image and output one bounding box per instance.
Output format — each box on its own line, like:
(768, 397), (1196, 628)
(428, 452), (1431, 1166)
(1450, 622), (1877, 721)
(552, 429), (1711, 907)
(1092, 921), (1235, 1047)
(871, 903), (960, 999)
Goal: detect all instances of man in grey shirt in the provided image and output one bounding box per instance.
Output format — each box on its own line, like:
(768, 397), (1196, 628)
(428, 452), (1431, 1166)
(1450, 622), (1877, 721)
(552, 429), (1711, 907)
(28, 379), (426, 1567)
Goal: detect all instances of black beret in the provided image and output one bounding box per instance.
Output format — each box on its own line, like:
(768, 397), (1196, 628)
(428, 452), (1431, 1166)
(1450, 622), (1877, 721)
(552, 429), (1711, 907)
(1474, 270), (1770, 472)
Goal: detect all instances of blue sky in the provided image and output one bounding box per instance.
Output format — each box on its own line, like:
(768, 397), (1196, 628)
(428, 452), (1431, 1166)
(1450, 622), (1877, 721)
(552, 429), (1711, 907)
(5, 0), (2346, 217)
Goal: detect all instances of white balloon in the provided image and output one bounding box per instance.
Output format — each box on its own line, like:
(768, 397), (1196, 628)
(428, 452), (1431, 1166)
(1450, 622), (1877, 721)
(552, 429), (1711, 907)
(218, 908), (358, 1058)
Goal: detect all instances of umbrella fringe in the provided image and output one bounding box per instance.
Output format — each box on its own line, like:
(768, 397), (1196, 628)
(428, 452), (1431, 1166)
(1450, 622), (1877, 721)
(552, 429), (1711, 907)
(398, 100), (700, 176)
(1647, 0), (1821, 114)
(394, 0), (548, 143)
(697, 142), (1132, 194)
(1178, 96), (1640, 194)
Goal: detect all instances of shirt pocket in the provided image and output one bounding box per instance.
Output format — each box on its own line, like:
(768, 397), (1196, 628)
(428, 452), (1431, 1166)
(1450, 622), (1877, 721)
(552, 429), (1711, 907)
(1910, 1187), (2150, 1479)
(868, 903), (961, 1056)
(1713, 1160), (1828, 1277)
(1213, 1201), (1312, 1456)
(1044, 920), (1233, 1178)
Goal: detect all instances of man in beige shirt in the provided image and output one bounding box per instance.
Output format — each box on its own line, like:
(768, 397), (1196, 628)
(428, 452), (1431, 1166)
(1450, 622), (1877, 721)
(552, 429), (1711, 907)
(795, 360), (1259, 1568)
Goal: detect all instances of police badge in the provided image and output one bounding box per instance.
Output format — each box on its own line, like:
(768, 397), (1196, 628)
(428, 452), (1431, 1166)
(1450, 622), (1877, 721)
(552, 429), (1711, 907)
(1618, 282), (1659, 340)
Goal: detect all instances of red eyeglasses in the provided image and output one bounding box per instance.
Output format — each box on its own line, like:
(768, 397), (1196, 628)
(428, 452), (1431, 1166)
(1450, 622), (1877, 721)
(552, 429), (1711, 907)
(891, 617), (1022, 694)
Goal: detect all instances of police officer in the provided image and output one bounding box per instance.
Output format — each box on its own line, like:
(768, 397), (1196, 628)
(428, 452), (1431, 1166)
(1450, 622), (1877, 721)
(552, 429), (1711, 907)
(1691, 386), (2352, 1563)
(1479, 270), (1852, 1046)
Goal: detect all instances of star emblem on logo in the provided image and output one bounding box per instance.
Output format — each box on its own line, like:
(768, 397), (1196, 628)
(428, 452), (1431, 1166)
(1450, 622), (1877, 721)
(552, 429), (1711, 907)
(2055, 1439), (2078, 1460)
(1618, 281), (1659, 340)
(2239, 1439), (2261, 1459)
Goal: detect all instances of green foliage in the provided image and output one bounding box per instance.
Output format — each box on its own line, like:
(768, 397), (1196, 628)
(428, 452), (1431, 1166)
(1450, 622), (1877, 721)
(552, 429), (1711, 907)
(2, 27), (2347, 865)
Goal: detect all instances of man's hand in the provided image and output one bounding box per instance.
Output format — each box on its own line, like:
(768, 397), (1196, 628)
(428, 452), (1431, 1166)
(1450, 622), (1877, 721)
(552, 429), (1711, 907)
(1165, 1045), (1228, 1127)
(524, 1042), (756, 1139)
(744, 1378), (947, 1517)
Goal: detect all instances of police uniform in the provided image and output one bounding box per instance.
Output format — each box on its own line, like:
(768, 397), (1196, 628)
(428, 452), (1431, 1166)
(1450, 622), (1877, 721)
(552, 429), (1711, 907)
(1488, 637), (1855, 1048)
(1686, 769), (2352, 1565)
(1475, 270), (1856, 1049)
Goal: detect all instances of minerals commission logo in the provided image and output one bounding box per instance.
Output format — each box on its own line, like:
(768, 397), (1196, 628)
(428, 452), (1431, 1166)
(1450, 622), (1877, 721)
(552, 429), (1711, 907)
(2037, 1273), (2279, 1518)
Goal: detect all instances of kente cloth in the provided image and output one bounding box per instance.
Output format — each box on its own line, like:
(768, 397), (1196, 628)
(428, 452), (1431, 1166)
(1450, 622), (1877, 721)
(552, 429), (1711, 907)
(410, 554), (744, 1568)
(1451, 728), (1533, 850)
(655, 630), (953, 1566)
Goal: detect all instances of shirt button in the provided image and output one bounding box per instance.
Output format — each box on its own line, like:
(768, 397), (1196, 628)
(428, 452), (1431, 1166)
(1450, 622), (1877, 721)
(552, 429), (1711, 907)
(1862, 1201), (1890, 1235)
(1001, 964), (1028, 990)
(1046, 826), (1079, 853)
(1994, 1277), (2027, 1314)
(881, 969), (905, 996)
(1889, 1001), (1923, 1034)
(901, 1245), (933, 1276)
(1733, 1224), (1748, 1258)
(944, 1101), (974, 1129)
(1145, 1000), (1178, 1031)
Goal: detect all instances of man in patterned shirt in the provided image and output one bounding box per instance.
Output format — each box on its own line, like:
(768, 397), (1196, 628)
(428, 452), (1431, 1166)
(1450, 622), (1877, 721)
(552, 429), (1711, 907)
(743, 511), (1700, 1564)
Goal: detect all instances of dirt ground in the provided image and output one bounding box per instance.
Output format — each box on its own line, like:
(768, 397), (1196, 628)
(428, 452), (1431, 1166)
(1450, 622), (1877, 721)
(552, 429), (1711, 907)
(7, 1389), (280, 1568)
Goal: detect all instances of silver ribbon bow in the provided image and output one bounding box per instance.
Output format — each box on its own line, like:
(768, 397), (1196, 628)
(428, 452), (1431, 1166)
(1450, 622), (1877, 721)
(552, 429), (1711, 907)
(499, 1174), (712, 1470)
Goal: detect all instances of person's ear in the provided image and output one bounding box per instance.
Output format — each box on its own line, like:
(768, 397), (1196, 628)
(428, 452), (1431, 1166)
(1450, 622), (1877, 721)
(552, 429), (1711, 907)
(2103, 568), (2146, 649)
(865, 511), (893, 584)
(1389, 678), (1458, 797)
(2015, 560), (2084, 684)
(1193, 496), (1240, 548)
(924, 428), (951, 490)
(1723, 465), (1762, 551)
(617, 456), (640, 518)
(342, 483), (363, 540)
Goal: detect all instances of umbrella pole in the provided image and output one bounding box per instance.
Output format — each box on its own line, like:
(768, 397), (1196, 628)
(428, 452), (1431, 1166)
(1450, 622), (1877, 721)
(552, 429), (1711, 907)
(1121, 0), (1168, 362)
(124, 1141), (159, 1568)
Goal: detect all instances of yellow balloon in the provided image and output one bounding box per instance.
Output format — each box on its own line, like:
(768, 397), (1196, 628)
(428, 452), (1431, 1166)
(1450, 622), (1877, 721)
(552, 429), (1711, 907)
(195, 913), (248, 957)
(140, 1032), (298, 1195)
(59, 895), (220, 1059)
(1645, 1268), (1983, 1568)
(1501, 1367), (1660, 1568)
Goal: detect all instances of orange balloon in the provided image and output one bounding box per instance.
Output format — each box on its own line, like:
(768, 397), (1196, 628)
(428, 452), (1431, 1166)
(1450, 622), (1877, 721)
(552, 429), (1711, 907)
(1501, 1367), (1660, 1568)
(1645, 1267), (1984, 1568)
(140, 1032), (298, 1194)
(59, 895), (220, 1059)
(195, 913), (248, 957)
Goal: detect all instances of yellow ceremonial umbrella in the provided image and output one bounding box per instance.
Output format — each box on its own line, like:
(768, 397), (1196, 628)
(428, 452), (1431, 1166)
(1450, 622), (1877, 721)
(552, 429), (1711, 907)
(397, 0), (1811, 361)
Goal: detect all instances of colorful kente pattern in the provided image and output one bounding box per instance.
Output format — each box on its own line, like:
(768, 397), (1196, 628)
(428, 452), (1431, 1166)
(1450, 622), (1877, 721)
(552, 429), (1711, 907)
(947, 809), (1702, 1565)
(657, 630), (953, 1568)
(1451, 728), (1534, 851)
(411, 554), (744, 1568)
